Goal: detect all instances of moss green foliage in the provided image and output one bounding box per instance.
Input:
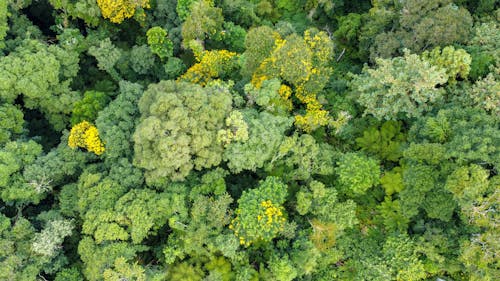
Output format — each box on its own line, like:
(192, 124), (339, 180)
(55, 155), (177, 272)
(230, 177), (287, 246)
(351, 50), (447, 120)
(0, 1), (497, 280)
(337, 152), (380, 195)
(146, 26), (173, 60)
(133, 80), (232, 184)
(421, 46), (472, 84)
(71, 91), (110, 125)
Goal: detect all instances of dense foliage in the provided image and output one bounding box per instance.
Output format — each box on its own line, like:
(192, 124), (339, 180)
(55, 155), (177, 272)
(0, 0), (499, 280)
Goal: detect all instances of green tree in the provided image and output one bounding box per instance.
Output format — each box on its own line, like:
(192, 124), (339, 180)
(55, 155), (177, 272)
(146, 26), (173, 60)
(350, 50), (447, 120)
(230, 177), (288, 246)
(71, 91), (111, 125)
(0, 103), (24, 144)
(0, 39), (81, 130)
(336, 152), (379, 195)
(133, 80), (232, 184)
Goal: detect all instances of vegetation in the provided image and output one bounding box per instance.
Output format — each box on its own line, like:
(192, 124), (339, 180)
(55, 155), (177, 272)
(0, 0), (498, 280)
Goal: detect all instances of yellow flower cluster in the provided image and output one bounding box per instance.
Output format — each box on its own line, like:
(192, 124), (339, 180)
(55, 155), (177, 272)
(97, 0), (150, 24)
(250, 31), (334, 132)
(68, 121), (105, 155)
(278, 84), (293, 111)
(229, 200), (286, 247)
(259, 200), (286, 227)
(217, 110), (249, 146)
(179, 49), (237, 86)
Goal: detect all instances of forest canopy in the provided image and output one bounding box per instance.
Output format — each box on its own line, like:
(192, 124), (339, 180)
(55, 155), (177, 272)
(0, 0), (499, 280)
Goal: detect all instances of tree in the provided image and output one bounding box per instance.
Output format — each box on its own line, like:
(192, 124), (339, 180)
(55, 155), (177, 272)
(68, 121), (105, 155)
(0, 140), (44, 204)
(230, 177), (288, 246)
(95, 81), (143, 161)
(133, 80), (232, 184)
(336, 152), (379, 195)
(223, 109), (292, 173)
(350, 50), (447, 120)
(181, 0), (224, 47)
(146, 26), (173, 60)
(0, 104), (24, 144)
(32, 219), (74, 258)
(179, 49), (239, 86)
(96, 0), (150, 23)
(0, 39), (81, 130)
(71, 90), (111, 125)
(421, 46), (472, 84)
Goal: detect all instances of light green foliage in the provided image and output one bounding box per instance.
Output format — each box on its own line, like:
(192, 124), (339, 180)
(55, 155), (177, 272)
(167, 262), (204, 280)
(468, 21), (499, 59)
(356, 120), (406, 162)
(181, 0), (224, 46)
(230, 177), (287, 246)
(403, 143), (447, 166)
(459, 185), (499, 281)
(244, 79), (292, 115)
(296, 181), (357, 251)
(223, 110), (292, 173)
(0, 103), (24, 144)
(96, 81), (143, 160)
(0, 39), (81, 130)
(335, 232), (427, 281)
(0, 0), (7, 50)
(269, 133), (335, 181)
(0, 216), (41, 281)
(32, 219), (73, 257)
(163, 170), (235, 264)
(0, 140), (43, 203)
(377, 197), (410, 232)
(205, 256), (234, 281)
(134, 80), (232, 184)
(266, 255), (297, 281)
(421, 46), (471, 84)
(78, 237), (142, 281)
(380, 167), (404, 196)
(445, 164), (489, 205)
(146, 26), (173, 60)
(114, 188), (179, 243)
(88, 38), (122, 81)
(102, 257), (146, 281)
(351, 50), (447, 120)
(241, 25), (278, 78)
(54, 267), (84, 281)
(337, 152), (379, 195)
(217, 110), (249, 146)
(176, 0), (196, 21)
(71, 90), (110, 125)
(461, 68), (500, 115)
(49, 0), (102, 26)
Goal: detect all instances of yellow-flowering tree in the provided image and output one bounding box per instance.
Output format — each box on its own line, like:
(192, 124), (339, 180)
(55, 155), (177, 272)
(68, 121), (105, 155)
(249, 28), (335, 132)
(96, 0), (150, 23)
(229, 177), (287, 246)
(179, 49), (239, 86)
